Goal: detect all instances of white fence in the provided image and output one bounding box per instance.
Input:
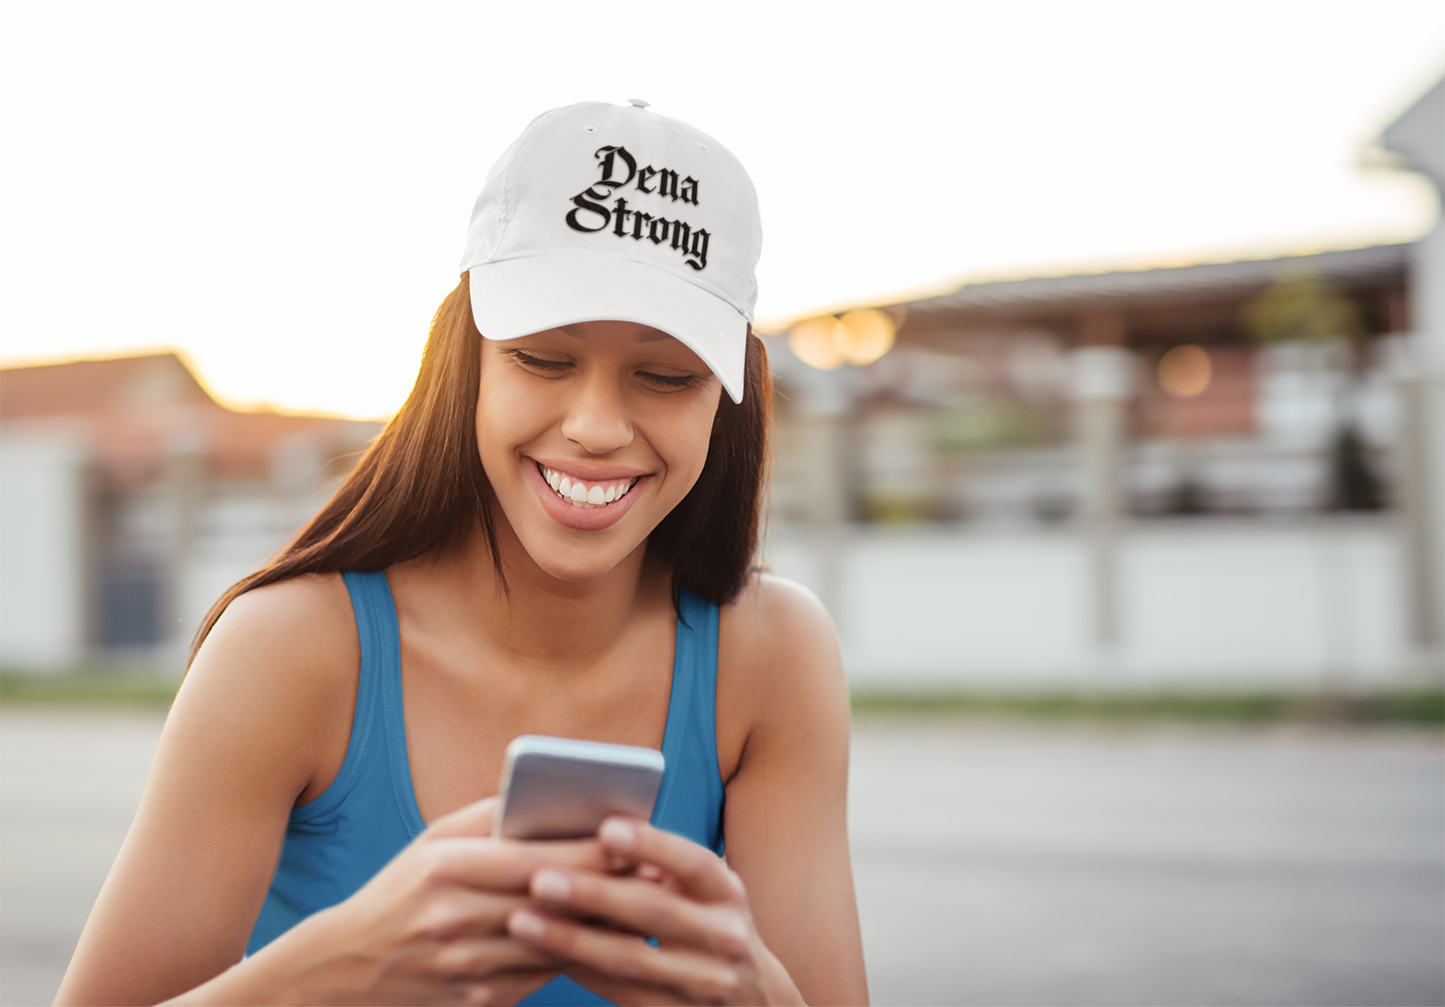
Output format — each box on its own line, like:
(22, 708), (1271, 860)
(764, 517), (1440, 691)
(0, 432), (89, 668)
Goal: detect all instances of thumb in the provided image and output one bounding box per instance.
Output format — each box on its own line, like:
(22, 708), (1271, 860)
(427, 795), (500, 839)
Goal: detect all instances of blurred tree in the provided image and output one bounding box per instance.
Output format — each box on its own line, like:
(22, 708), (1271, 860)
(1241, 273), (1361, 347)
(1241, 272), (1383, 510)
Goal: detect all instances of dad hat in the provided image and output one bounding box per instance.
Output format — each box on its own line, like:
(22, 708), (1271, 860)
(460, 100), (762, 403)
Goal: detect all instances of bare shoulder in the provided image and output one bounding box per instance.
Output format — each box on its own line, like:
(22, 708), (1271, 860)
(177, 572), (359, 796)
(720, 572), (841, 661)
(716, 573), (849, 768)
(197, 571), (357, 683)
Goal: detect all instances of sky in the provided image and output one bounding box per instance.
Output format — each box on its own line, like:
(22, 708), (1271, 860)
(1, 1), (1443, 419)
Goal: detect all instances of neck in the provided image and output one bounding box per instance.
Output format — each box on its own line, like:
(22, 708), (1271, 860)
(397, 512), (666, 669)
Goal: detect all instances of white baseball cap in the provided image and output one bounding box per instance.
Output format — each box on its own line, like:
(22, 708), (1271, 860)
(460, 99), (762, 403)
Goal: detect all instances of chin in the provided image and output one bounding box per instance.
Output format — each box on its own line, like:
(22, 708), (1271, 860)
(529, 549), (633, 585)
(510, 521), (647, 585)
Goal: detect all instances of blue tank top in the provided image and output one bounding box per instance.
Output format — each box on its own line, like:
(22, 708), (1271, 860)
(247, 570), (727, 1006)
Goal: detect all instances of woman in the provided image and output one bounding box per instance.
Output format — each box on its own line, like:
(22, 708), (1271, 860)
(55, 100), (866, 1006)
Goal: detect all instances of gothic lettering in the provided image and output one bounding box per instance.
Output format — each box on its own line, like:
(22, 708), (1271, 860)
(594, 146), (636, 189)
(566, 191), (611, 232)
(611, 197), (632, 238)
(669, 221), (691, 254)
(685, 227), (709, 270)
(563, 144), (712, 270)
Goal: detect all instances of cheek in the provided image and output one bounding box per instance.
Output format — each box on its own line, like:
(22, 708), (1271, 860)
(475, 355), (545, 473)
(655, 392), (722, 489)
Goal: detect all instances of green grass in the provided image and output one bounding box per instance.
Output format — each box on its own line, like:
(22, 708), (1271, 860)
(849, 688), (1445, 726)
(4, 671), (1441, 727)
(0, 670), (180, 709)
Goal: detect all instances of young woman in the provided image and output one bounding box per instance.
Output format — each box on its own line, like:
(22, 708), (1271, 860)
(54, 101), (867, 1006)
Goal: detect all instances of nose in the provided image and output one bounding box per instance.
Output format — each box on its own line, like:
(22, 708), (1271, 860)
(559, 370), (634, 455)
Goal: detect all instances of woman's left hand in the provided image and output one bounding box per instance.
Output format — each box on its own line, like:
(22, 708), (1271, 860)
(505, 817), (804, 1005)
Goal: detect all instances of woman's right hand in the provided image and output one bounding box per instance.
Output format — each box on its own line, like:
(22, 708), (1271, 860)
(193, 797), (612, 1006)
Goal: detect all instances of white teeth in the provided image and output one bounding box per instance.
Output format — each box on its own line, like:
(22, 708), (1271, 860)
(539, 464), (637, 509)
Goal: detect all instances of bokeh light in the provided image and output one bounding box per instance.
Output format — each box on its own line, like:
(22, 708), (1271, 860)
(1157, 344), (1211, 398)
(789, 309), (897, 370)
(836, 309), (897, 366)
(788, 316), (846, 370)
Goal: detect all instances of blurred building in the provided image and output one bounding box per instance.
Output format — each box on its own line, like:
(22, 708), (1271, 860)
(0, 353), (380, 671)
(1379, 74), (1445, 692)
(762, 61), (1444, 693)
(770, 243), (1408, 526)
(763, 241), (1439, 690)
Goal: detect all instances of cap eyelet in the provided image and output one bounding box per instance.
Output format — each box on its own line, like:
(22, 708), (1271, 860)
(697, 142), (708, 151)
(584, 126), (596, 133)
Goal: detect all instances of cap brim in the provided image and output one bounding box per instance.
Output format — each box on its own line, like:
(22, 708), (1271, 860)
(469, 253), (747, 404)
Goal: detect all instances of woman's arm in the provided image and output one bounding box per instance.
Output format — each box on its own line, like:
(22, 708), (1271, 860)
(55, 576), (359, 1005)
(501, 575), (868, 1005)
(713, 575), (867, 1004)
(54, 576), (600, 1006)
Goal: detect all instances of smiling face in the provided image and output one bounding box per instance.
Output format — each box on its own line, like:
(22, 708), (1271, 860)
(476, 320), (724, 585)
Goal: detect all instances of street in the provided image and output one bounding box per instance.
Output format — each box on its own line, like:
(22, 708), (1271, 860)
(2, 710), (1441, 1006)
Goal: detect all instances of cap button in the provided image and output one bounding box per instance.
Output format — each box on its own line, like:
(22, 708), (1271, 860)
(626, 98), (650, 108)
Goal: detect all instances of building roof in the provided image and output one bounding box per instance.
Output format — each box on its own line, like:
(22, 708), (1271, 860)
(838, 242), (1414, 352)
(897, 243), (1410, 320)
(0, 353), (379, 485)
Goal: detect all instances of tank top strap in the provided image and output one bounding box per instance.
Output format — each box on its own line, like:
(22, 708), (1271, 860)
(247, 570), (421, 954)
(651, 589), (726, 855)
(288, 570), (424, 835)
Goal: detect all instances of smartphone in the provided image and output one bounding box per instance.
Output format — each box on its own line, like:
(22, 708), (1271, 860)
(495, 735), (666, 840)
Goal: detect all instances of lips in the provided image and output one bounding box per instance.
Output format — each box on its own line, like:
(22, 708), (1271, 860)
(525, 459), (650, 531)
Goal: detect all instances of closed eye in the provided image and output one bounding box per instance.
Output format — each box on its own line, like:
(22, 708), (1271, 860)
(506, 349), (571, 373)
(638, 370), (700, 390)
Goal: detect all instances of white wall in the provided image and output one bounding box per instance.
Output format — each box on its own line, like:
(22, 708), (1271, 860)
(171, 487), (334, 659)
(0, 432), (88, 670)
(764, 518), (1427, 691)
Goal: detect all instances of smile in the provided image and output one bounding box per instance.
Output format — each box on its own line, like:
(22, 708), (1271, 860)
(536, 463), (640, 509)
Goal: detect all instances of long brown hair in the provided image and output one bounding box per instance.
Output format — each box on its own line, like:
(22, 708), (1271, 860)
(189, 273), (772, 664)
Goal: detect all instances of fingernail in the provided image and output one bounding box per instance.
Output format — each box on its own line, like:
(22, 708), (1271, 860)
(533, 870), (571, 902)
(510, 909), (546, 941)
(600, 818), (636, 851)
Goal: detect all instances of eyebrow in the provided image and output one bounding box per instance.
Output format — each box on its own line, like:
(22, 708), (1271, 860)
(556, 324), (673, 344)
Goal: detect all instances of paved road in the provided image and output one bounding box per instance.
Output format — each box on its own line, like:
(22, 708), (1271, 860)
(2, 711), (1441, 1006)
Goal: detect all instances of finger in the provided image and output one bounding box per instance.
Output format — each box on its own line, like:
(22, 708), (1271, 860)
(530, 869), (748, 960)
(426, 836), (610, 893)
(427, 796), (500, 838)
(563, 963), (679, 1007)
(410, 889), (538, 940)
(599, 818), (741, 903)
(431, 936), (564, 978)
(448, 967), (565, 1007)
(508, 908), (743, 1005)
